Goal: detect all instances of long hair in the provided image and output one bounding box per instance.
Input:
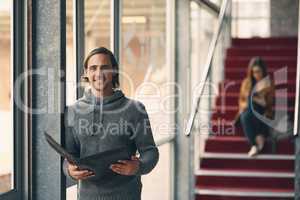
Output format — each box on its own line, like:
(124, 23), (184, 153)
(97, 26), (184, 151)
(243, 57), (268, 92)
(81, 47), (120, 88)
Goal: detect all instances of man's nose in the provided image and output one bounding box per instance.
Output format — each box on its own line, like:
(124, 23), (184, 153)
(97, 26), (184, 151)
(95, 70), (105, 80)
(95, 67), (104, 75)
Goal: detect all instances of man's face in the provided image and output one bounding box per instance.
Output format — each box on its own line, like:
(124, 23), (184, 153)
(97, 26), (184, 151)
(86, 53), (114, 92)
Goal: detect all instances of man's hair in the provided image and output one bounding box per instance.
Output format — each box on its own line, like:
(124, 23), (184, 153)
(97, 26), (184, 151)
(82, 47), (119, 88)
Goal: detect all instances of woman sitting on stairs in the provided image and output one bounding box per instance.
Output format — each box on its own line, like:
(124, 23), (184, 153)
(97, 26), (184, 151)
(234, 57), (275, 157)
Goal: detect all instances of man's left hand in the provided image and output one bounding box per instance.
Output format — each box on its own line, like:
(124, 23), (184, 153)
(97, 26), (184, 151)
(110, 155), (140, 176)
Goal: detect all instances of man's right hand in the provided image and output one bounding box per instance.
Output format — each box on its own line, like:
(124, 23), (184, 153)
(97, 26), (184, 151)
(67, 161), (95, 180)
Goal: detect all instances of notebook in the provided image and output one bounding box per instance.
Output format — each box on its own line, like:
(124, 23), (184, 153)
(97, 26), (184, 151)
(44, 131), (132, 182)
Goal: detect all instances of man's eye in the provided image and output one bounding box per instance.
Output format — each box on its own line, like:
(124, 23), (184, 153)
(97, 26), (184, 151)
(102, 65), (110, 69)
(89, 66), (97, 71)
(102, 68), (110, 71)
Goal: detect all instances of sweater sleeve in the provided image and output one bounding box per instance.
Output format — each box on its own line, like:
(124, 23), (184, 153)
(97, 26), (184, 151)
(62, 107), (80, 181)
(133, 103), (159, 175)
(264, 82), (275, 119)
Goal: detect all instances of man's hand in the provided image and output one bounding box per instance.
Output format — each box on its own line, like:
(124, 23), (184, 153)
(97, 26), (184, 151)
(67, 161), (95, 180)
(110, 155), (140, 176)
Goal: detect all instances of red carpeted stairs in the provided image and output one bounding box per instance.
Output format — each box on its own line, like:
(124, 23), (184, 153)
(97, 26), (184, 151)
(195, 37), (297, 200)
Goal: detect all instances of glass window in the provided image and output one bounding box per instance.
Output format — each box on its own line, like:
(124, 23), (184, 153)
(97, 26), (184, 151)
(141, 143), (172, 200)
(121, 0), (174, 141)
(121, 0), (174, 199)
(232, 0), (270, 38)
(66, 0), (77, 199)
(66, 1), (112, 199)
(0, 0), (14, 194)
(190, 1), (231, 170)
(84, 0), (111, 54)
(66, 1), (175, 199)
(66, 0), (76, 106)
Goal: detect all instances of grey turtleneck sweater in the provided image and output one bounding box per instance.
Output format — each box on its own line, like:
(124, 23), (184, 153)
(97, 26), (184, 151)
(63, 88), (159, 200)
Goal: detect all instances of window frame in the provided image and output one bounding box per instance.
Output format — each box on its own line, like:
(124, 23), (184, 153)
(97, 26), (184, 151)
(0, 0), (26, 199)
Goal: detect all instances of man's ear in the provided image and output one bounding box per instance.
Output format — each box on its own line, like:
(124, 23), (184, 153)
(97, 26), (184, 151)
(81, 69), (89, 83)
(84, 69), (89, 77)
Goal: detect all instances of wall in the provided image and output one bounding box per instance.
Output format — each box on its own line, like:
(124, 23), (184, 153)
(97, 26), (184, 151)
(270, 0), (299, 37)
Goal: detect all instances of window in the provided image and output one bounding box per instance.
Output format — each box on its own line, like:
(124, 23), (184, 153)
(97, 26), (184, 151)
(232, 0), (270, 38)
(0, 0), (25, 199)
(84, 0), (111, 54)
(66, 0), (77, 198)
(0, 0), (14, 195)
(66, 1), (112, 199)
(66, 0), (76, 106)
(65, 1), (175, 199)
(121, 0), (175, 141)
(121, 0), (175, 199)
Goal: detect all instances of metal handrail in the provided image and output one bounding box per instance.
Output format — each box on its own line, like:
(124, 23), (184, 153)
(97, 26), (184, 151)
(192, 0), (220, 15)
(293, 11), (300, 136)
(155, 135), (176, 147)
(185, 0), (231, 136)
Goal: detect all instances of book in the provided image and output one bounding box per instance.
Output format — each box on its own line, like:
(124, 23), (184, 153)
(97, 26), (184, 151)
(44, 131), (132, 182)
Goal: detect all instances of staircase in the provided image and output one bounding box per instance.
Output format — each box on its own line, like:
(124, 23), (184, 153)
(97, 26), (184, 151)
(195, 37), (297, 200)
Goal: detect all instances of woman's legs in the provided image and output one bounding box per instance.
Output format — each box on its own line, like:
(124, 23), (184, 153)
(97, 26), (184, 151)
(240, 109), (256, 146)
(250, 102), (268, 150)
(255, 134), (265, 151)
(240, 106), (267, 156)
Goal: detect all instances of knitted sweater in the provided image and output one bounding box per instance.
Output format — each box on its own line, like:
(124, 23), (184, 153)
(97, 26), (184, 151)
(62, 88), (159, 200)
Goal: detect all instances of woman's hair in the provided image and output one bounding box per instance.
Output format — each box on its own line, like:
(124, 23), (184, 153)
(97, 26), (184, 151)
(81, 47), (119, 88)
(245, 56), (268, 88)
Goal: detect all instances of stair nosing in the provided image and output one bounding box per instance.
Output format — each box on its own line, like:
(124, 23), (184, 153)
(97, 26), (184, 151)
(195, 188), (294, 197)
(201, 152), (294, 160)
(195, 169), (294, 178)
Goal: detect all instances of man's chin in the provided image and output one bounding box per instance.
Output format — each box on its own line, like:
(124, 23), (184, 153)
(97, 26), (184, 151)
(93, 82), (104, 89)
(92, 86), (104, 92)
(92, 81), (113, 91)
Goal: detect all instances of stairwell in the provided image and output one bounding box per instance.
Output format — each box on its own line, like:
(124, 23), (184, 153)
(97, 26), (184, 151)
(195, 37), (297, 200)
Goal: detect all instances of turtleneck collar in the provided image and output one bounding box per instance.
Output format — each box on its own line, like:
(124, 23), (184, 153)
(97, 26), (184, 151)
(83, 87), (125, 106)
(80, 87), (125, 135)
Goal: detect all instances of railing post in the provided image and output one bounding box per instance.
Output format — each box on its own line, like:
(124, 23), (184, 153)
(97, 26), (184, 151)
(294, 3), (300, 199)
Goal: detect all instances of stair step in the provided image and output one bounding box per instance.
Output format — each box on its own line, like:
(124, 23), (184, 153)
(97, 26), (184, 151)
(228, 46), (297, 50)
(218, 80), (296, 94)
(227, 48), (297, 57)
(195, 169), (294, 178)
(204, 136), (294, 154)
(215, 92), (295, 107)
(211, 106), (294, 121)
(210, 119), (294, 138)
(200, 153), (294, 172)
(225, 59), (296, 69)
(195, 186), (294, 200)
(196, 175), (293, 190)
(232, 37), (298, 47)
(214, 105), (295, 111)
(227, 56), (296, 61)
(210, 120), (244, 136)
(225, 68), (297, 80)
(201, 152), (294, 160)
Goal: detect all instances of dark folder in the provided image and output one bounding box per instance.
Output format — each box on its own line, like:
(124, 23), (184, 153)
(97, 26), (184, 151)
(44, 131), (132, 182)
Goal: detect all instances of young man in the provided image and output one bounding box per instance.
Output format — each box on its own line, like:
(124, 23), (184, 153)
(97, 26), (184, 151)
(63, 47), (159, 200)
